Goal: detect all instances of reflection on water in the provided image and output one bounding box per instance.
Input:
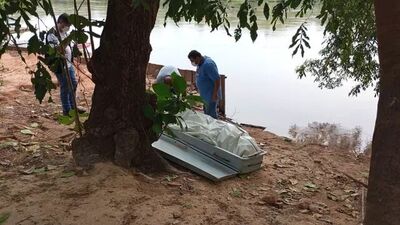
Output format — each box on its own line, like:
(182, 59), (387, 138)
(25, 0), (379, 142)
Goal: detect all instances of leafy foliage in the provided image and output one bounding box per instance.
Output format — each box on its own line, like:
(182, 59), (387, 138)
(289, 22), (310, 57)
(0, 0), (104, 103)
(144, 72), (204, 136)
(296, 0), (378, 96)
(31, 62), (56, 103)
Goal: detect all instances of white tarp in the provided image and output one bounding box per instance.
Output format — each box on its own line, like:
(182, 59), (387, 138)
(168, 110), (262, 158)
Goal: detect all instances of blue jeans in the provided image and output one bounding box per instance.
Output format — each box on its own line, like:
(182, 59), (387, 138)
(204, 101), (218, 119)
(56, 66), (77, 115)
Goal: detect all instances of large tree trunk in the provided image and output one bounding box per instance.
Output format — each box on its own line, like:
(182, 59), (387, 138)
(72, 0), (165, 171)
(365, 1), (400, 224)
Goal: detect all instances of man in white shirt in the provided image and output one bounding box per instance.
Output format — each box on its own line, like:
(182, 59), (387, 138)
(46, 13), (81, 116)
(155, 65), (181, 85)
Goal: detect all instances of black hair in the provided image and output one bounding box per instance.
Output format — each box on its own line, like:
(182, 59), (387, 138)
(57, 13), (70, 25)
(188, 50), (202, 59)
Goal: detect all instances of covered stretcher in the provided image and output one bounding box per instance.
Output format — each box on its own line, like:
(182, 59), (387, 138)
(152, 110), (265, 181)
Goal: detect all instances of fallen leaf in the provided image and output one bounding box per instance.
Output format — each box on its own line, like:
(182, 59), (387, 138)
(257, 187), (270, 192)
(300, 209), (310, 214)
(21, 142), (39, 146)
(167, 182), (182, 187)
(304, 182), (318, 189)
(327, 193), (338, 201)
(61, 171), (75, 178)
(317, 218), (333, 224)
(312, 213), (323, 219)
(289, 187), (300, 193)
(33, 167), (46, 174)
(165, 174), (179, 182)
(30, 123), (39, 128)
(289, 179), (298, 185)
(0, 142), (18, 149)
(0, 212), (11, 224)
(273, 163), (289, 168)
(344, 203), (353, 209)
(350, 193), (360, 197)
(250, 191), (259, 197)
(278, 189), (289, 195)
(230, 188), (242, 198)
(20, 129), (34, 135)
(26, 145), (40, 152)
(46, 165), (57, 170)
(19, 167), (35, 175)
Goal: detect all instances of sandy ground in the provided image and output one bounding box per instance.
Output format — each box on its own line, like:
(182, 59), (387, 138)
(0, 52), (370, 225)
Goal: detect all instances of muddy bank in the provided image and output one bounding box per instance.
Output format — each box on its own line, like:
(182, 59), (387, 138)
(1, 52), (369, 225)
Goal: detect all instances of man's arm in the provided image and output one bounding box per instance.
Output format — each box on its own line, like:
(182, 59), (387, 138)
(212, 78), (221, 102)
(205, 62), (221, 102)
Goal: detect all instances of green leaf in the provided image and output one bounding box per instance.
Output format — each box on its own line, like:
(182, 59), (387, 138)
(171, 72), (187, 95)
(143, 104), (155, 120)
(27, 35), (42, 54)
(57, 115), (74, 125)
(152, 123), (162, 135)
(31, 63), (56, 103)
(292, 45), (300, 56)
(68, 14), (90, 30)
(70, 30), (88, 44)
(152, 83), (172, 99)
(290, 0), (302, 9)
(161, 113), (177, 124)
(263, 3), (270, 20)
(185, 94), (204, 107)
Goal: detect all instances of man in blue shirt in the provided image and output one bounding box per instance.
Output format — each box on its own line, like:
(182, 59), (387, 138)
(188, 50), (221, 119)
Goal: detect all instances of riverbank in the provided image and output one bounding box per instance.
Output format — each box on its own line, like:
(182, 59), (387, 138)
(0, 52), (370, 225)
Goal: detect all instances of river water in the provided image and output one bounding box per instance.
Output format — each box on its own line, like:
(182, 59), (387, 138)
(17, 0), (378, 144)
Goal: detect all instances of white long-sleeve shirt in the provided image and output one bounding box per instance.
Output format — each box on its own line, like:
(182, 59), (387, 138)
(46, 27), (72, 68)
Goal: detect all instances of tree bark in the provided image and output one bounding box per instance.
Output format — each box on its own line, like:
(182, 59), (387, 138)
(365, 1), (400, 224)
(72, 0), (165, 171)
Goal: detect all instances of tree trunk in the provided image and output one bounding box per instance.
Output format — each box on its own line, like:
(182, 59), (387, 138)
(365, 1), (400, 224)
(72, 0), (165, 171)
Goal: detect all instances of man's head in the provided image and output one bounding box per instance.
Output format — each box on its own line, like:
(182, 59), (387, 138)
(188, 50), (203, 67)
(163, 75), (172, 86)
(57, 13), (71, 32)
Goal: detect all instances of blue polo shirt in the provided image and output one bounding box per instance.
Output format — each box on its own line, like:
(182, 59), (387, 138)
(196, 56), (221, 103)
